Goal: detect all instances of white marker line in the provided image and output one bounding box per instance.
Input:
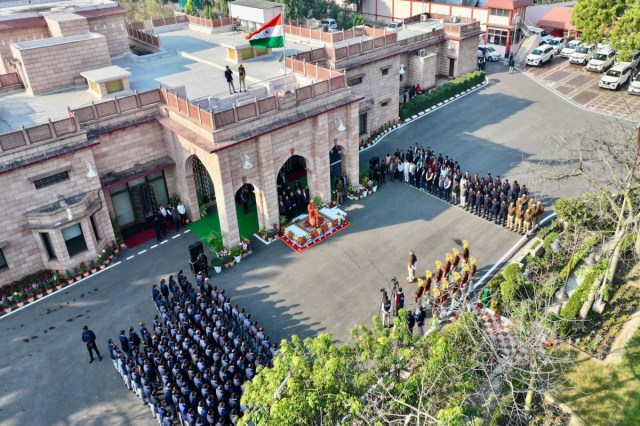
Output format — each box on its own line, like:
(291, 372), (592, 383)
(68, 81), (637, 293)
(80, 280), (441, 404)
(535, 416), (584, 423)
(126, 255), (135, 260)
(160, 240), (168, 244)
(151, 245), (158, 249)
(172, 234), (180, 239)
(0, 261), (122, 320)
(472, 212), (557, 292)
(138, 250), (147, 255)
(183, 230), (191, 234)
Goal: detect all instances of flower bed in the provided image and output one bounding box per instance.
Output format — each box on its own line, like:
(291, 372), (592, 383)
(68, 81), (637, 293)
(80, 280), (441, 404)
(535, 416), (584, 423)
(280, 207), (349, 252)
(570, 282), (640, 359)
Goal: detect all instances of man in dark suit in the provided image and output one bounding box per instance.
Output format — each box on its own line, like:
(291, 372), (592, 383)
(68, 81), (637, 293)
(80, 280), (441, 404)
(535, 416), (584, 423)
(82, 325), (102, 363)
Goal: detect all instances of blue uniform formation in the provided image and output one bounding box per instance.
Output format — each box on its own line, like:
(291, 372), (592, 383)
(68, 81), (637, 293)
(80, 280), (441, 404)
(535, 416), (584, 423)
(107, 270), (275, 425)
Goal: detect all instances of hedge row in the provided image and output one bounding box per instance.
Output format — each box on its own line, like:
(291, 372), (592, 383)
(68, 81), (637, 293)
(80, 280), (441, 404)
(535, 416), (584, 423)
(560, 259), (608, 321)
(399, 71), (486, 120)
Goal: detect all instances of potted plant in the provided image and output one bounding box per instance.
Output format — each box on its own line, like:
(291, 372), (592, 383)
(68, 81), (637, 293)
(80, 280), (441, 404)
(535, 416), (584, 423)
(371, 179), (378, 193)
(313, 195), (323, 209)
(111, 215), (125, 248)
(65, 270), (74, 285)
(211, 257), (223, 274)
(112, 241), (120, 255)
(258, 226), (268, 240)
(296, 235), (308, 246)
(310, 229), (319, 239)
(79, 261), (89, 278)
(73, 265), (82, 281)
(13, 292), (24, 308)
(24, 286), (34, 303)
(241, 236), (251, 256)
(266, 226), (278, 242)
(43, 280), (53, 294)
(2, 296), (12, 313)
(89, 258), (97, 273)
(207, 231), (224, 254)
(219, 249), (229, 267)
(33, 282), (43, 298)
(279, 215), (288, 227)
(230, 246), (243, 263)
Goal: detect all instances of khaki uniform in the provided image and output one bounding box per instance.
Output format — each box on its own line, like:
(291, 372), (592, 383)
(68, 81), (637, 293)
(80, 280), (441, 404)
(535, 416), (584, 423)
(507, 205), (516, 229)
(523, 210), (532, 235)
(535, 204), (544, 227)
(514, 207), (524, 233)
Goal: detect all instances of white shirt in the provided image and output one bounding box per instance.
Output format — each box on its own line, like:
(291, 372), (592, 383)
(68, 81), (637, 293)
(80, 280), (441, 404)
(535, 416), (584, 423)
(177, 203), (186, 214)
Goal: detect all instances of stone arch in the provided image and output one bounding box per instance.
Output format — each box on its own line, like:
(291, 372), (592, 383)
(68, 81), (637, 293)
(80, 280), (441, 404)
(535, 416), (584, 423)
(184, 153), (217, 221)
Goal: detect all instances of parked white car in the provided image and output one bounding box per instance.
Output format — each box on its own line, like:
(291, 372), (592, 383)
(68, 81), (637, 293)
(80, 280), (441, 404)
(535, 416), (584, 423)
(587, 47), (616, 72)
(560, 39), (580, 58)
(570, 43), (597, 65)
(546, 37), (566, 55)
(478, 45), (501, 61)
(320, 19), (338, 30)
(386, 22), (403, 32)
(526, 45), (554, 67)
(621, 50), (640, 70)
(599, 62), (632, 90)
(629, 74), (640, 95)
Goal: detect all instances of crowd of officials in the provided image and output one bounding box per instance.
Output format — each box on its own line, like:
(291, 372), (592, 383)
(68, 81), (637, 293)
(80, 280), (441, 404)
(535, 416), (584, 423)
(367, 146), (544, 235)
(103, 271), (275, 425)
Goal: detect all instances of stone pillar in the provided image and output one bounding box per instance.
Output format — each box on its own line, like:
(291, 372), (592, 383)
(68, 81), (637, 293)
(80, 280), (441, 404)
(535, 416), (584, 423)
(344, 103), (360, 188)
(311, 113), (331, 203)
(255, 134), (280, 229)
(203, 152), (240, 247)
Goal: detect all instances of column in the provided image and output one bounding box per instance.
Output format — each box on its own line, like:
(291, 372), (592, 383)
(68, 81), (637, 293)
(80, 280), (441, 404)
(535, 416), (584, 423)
(344, 103), (360, 187)
(255, 134), (280, 229)
(203, 152), (240, 247)
(311, 113), (331, 204)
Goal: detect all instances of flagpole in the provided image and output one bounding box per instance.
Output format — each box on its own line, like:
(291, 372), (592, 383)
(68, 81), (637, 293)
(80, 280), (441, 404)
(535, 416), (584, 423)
(282, 7), (287, 94)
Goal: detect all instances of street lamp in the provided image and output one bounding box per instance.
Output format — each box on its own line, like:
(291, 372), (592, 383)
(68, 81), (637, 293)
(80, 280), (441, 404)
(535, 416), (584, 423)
(86, 161), (97, 178)
(335, 117), (346, 132)
(57, 194), (73, 221)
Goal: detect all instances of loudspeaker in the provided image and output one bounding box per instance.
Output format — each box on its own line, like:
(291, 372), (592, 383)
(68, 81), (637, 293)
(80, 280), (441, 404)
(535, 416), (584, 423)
(189, 241), (203, 263)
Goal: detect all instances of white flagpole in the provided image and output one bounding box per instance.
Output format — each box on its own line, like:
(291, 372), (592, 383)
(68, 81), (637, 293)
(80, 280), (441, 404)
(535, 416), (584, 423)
(282, 8), (287, 93)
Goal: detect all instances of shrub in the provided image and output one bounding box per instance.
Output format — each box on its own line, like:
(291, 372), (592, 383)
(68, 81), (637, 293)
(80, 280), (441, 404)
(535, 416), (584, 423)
(559, 259), (608, 333)
(399, 71), (485, 120)
(487, 273), (505, 292)
(500, 264), (525, 305)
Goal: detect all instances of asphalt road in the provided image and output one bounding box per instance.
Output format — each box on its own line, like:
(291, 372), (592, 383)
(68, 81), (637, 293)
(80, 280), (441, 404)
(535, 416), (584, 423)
(0, 63), (610, 426)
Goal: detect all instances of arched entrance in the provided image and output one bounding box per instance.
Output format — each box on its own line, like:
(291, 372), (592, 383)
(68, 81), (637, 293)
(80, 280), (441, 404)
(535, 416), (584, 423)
(234, 183), (259, 238)
(191, 155), (215, 215)
(277, 155), (310, 222)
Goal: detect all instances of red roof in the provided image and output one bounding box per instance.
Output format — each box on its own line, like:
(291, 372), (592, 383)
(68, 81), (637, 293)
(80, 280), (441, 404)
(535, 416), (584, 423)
(484, 0), (529, 11)
(0, 17), (47, 31)
(537, 7), (576, 31)
(75, 6), (128, 19)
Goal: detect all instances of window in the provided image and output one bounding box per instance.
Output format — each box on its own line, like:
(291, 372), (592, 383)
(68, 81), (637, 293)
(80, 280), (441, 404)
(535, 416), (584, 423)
(348, 76), (363, 86)
(381, 100), (389, 107)
(34, 171), (69, 189)
(41, 233), (57, 260)
(381, 67), (390, 76)
(0, 249), (7, 270)
(90, 215), (101, 241)
(358, 113), (368, 135)
(487, 28), (508, 46)
(490, 8), (509, 17)
(62, 224), (87, 257)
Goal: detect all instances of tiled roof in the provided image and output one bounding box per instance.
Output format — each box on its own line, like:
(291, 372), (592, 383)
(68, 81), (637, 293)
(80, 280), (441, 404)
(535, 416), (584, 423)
(75, 6), (127, 19)
(0, 17), (47, 31)
(537, 7), (576, 31)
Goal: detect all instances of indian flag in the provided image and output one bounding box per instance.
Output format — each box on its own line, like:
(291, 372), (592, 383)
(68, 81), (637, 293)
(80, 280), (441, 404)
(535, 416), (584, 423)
(246, 14), (284, 49)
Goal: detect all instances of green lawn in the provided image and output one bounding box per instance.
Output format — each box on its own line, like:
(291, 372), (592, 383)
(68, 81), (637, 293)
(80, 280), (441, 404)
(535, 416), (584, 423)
(188, 201), (259, 244)
(558, 323), (640, 425)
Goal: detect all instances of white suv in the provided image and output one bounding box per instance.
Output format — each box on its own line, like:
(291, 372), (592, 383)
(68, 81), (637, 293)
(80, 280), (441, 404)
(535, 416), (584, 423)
(587, 47), (616, 72)
(526, 45), (554, 67)
(629, 74), (640, 96)
(599, 62), (631, 90)
(561, 39), (580, 58)
(546, 37), (566, 55)
(570, 43), (597, 65)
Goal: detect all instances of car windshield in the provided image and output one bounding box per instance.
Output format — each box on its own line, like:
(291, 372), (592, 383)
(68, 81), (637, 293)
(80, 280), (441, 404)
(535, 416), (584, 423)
(592, 53), (606, 60)
(486, 47), (495, 52)
(606, 70), (621, 77)
(576, 47), (589, 53)
(548, 40), (560, 46)
(531, 49), (542, 55)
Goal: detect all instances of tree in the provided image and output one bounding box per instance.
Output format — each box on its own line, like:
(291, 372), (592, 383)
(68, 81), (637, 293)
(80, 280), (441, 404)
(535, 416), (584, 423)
(184, 0), (196, 16)
(532, 120), (640, 304)
(572, 0), (640, 60)
(203, 4), (213, 19)
(275, 0), (306, 20)
(351, 12), (364, 27)
(119, 0), (174, 23)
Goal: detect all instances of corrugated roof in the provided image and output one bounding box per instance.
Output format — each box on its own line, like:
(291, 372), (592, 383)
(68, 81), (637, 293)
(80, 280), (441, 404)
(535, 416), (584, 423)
(74, 6), (127, 18)
(229, 0), (282, 10)
(537, 7), (576, 31)
(484, 0), (529, 11)
(0, 16), (47, 31)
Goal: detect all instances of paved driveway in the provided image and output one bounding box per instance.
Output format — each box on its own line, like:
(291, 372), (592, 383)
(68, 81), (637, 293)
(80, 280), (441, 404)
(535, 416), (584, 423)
(0, 64), (612, 426)
(521, 56), (640, 120)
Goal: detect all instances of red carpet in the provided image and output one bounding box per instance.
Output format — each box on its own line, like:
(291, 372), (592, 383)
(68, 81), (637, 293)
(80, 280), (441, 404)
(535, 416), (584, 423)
(124, 223), (175, 249)
(279, 221), (351, 253)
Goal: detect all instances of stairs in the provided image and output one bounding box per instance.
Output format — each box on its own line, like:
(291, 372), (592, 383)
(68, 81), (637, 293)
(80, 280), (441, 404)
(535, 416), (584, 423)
(514, 34), (540, 65)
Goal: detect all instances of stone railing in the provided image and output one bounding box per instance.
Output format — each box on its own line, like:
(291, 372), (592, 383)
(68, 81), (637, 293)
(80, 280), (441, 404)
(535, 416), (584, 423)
(127, 24), (160, 48)
(151, 15), (188, 27)
(284, 57), (346, 101)
(161, 88), (216, 130)
(284, 23), (393, 44)
(0, 72), (21, 88)
(69, 89), (164, 124)
(290, 47), (327, 63)
(0, 117), (79, 153)
(444, 21), (482, 38)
